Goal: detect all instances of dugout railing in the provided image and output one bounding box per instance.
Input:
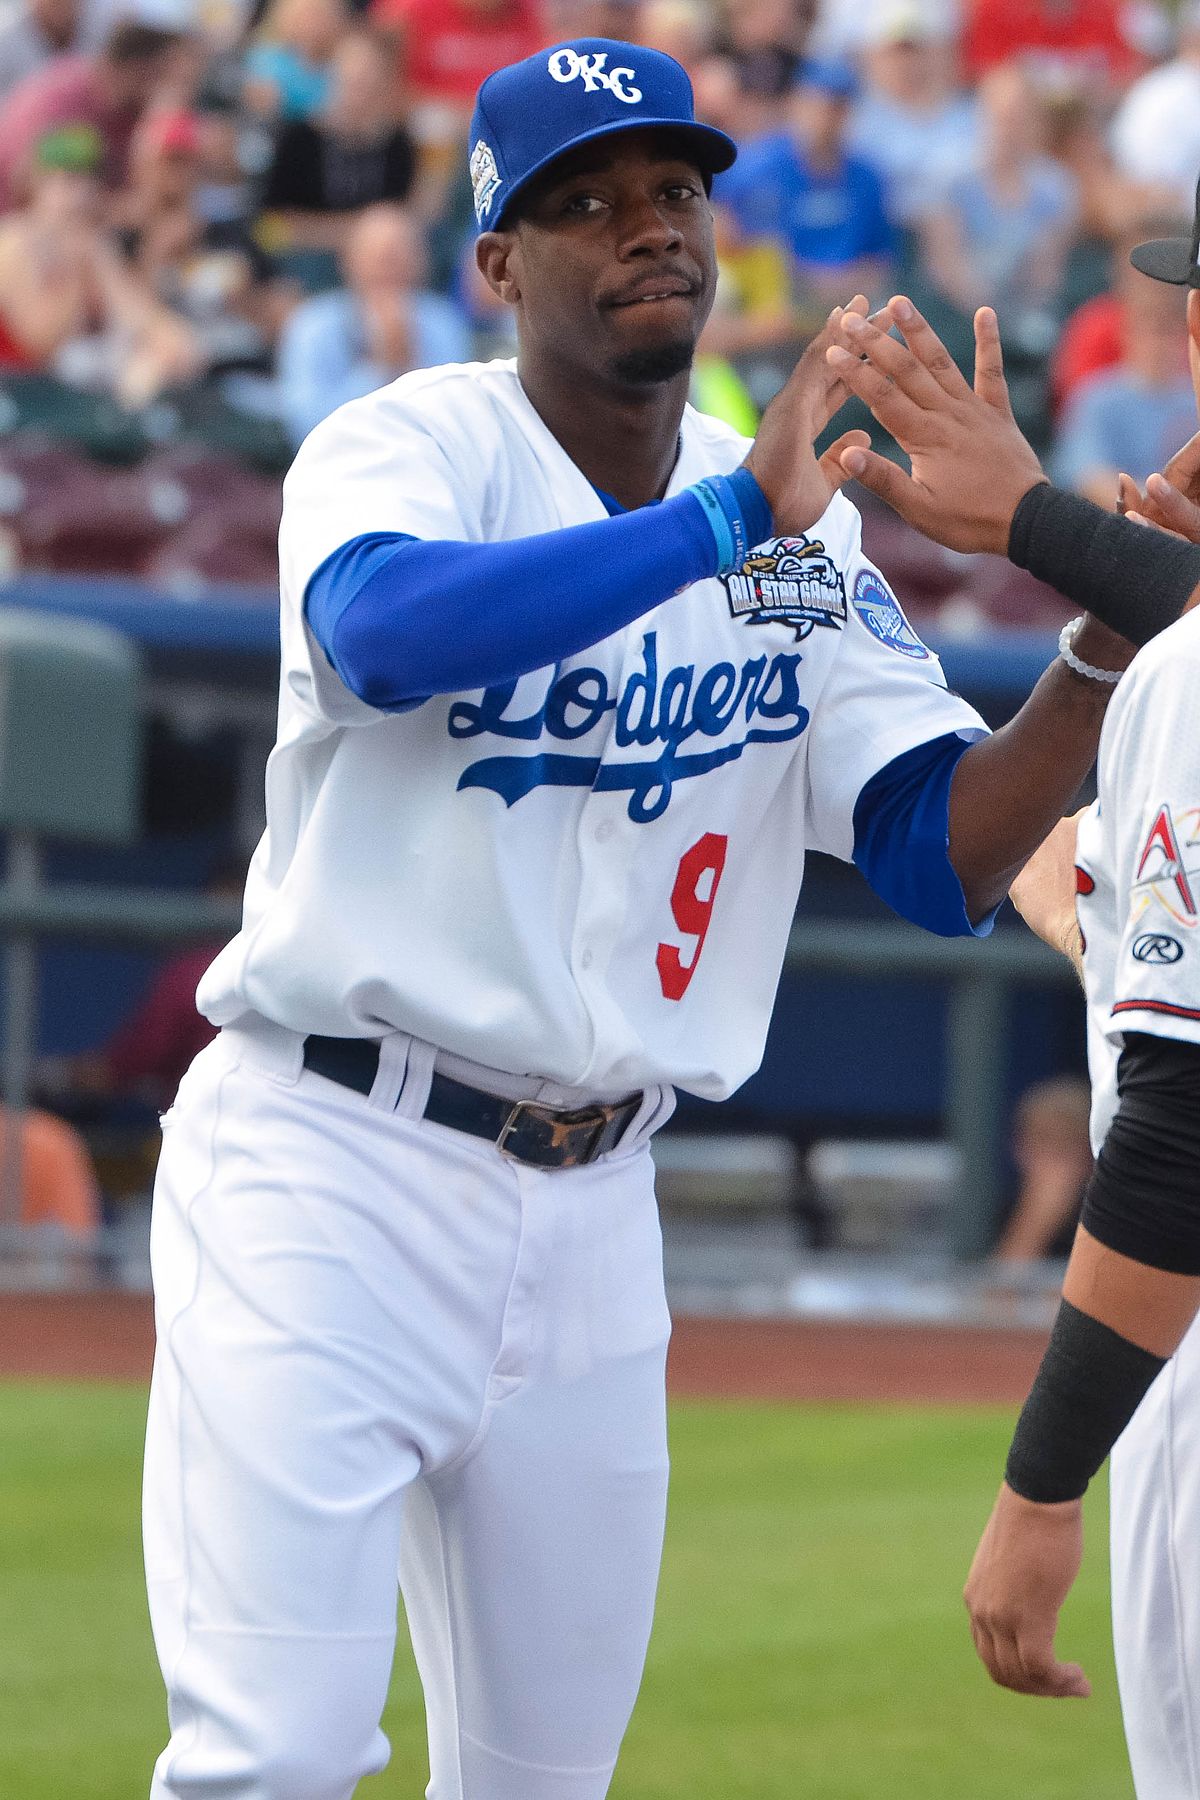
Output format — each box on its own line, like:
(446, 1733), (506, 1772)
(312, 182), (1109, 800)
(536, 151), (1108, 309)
(0, 597), (1080, 1282)
(0, 892), (1076, 1276)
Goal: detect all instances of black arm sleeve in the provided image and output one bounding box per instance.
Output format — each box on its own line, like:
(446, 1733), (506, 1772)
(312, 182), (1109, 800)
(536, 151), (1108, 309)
(1005, 1299), (1166, 1502)
(1082, 1032), (1200, 1274)
(1008, 483), (1200, 647)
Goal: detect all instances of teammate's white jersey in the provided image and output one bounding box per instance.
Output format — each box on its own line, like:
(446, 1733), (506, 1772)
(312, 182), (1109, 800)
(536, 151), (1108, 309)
(1077, 605), (1200, 1151)
(199, 358), (986, 1099)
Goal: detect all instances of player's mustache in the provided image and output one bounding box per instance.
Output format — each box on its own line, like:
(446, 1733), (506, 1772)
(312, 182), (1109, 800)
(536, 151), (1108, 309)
(602, 267), (701, 308)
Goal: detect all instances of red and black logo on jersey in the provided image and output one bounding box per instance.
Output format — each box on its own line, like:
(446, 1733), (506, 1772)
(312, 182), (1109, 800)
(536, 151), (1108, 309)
(1133, 802), (1200, 929)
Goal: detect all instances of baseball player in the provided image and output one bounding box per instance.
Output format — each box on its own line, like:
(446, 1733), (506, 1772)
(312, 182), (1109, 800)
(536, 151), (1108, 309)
(142, 40), (1178, 1800)
(818, 234), (1200, 1794)
(966, 214), (1200, 1798)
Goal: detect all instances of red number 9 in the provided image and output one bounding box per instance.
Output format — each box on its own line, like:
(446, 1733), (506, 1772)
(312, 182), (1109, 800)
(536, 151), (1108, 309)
(656, 832), (729, 1002)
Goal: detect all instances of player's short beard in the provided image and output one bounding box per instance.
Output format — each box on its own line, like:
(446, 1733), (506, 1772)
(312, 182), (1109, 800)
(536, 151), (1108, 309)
(609, 336), (695, 385)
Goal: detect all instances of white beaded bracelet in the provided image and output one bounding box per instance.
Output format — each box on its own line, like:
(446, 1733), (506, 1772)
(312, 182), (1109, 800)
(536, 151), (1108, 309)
(1057, 615), (1125, 685)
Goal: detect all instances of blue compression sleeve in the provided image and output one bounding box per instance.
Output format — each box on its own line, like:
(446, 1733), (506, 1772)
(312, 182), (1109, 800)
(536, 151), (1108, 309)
(852, 731), (998, 938)
(305, 467), (772, 711)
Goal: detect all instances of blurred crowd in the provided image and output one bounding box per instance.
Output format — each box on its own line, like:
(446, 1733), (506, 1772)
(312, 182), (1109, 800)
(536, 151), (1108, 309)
(8, 0), (1168, 1260)
(0, 0), (1197, 590)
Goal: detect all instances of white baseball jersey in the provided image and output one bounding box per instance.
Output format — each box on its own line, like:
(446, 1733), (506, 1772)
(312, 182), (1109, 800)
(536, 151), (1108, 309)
(198, 358), (987, 1100)
(1076, 605), (1200, 1152)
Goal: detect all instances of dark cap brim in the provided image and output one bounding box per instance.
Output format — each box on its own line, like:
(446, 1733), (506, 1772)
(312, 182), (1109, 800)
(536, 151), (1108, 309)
(487, 117), (736, 230)
(1130, 236), (1200, 286)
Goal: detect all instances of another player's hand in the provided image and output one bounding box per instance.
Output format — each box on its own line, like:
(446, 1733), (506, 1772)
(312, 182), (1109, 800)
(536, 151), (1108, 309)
(964, 1482), (1090, 1700)
(824, 299), (1046, 555)
(1117, 430), (1200, 546)
(1008, 810), (1085, 971)
(742, 296), (873, 537)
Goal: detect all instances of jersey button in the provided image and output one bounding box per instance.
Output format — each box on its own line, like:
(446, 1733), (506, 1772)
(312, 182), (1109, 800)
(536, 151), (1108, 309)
(580, 949), (594, 970)
(595, 820), (614, 843)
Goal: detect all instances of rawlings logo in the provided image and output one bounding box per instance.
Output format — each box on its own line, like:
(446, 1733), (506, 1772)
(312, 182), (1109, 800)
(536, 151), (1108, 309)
(722, 537), (846, 641)
(449, 630), (808, 823)
(547, 47), (642, 104)
(1132, 933), (1184, 965)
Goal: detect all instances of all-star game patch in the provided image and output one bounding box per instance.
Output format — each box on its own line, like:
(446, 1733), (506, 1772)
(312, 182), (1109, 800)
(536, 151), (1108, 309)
(722, 536), (846, 641)
(469, 138), (502, 224)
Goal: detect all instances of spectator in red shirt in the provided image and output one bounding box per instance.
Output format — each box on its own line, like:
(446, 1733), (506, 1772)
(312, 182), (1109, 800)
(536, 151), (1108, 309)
(964, 0), (1138, 88)
(97, 942), (220, 1106)
(1050, 290), (1124, 419)
(1050, 210), (1192, 418)
(370, 0), (545, 115)
(0, 19), (185, 209)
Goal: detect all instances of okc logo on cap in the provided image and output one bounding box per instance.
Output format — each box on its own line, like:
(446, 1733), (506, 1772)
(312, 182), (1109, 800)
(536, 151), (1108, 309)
(546, 46), (642, 104)
(468, 37), (737, 231)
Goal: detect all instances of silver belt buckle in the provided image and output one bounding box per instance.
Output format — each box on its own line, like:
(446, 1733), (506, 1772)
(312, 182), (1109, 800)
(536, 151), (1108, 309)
(496, 1099), (532, 1161)
(496, 1099), (611, 1167)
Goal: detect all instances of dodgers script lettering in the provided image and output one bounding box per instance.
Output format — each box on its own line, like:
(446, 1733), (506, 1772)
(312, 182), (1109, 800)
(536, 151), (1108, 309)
(448, 630), (810, 823)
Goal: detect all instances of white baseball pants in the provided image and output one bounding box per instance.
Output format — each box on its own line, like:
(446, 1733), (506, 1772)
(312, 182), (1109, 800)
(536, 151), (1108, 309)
(1111, 1311), (1200, 1798)
(143, 1023), (674, 1800)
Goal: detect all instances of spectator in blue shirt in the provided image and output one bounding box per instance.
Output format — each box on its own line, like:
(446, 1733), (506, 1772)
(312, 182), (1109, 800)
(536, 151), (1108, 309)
(277, 202), (470, 445)
(919, 59), (1078, 350)
(848, 3), (980, 229)
(1054, 273), (1197, 510)
(713, 58), (895, 305)
(243, 0), (347, 123)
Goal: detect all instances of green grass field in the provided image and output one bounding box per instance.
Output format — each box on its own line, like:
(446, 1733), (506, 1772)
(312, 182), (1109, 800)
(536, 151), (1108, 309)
(0, 1384), (1132, 1799)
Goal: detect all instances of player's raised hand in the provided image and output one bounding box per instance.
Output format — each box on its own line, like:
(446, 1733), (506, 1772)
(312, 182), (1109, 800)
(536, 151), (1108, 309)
(741, 296), (873, 537)
(964, 1482), (1091, 1701)
(1117, 430), (1200, 545)
(824, 299), (1046, 555)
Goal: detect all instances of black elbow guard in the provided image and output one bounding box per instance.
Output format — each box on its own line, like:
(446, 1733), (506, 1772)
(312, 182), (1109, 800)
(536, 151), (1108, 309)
(1083, 1034), (1200, 1275)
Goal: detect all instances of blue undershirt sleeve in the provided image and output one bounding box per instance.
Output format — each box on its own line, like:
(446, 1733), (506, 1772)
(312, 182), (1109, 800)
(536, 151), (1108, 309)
(852, 731), (998, 938)
(303, 467), (773, 712)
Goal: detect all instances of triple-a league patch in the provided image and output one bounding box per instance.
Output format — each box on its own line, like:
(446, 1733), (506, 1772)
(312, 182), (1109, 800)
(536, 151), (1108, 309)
(851, 569), (930, 660)
(469, 138), (502, 223)
(721, 536), (846, 641)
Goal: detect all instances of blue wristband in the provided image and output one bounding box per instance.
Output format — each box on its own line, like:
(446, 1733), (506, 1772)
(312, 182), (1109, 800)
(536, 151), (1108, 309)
(724, 464), (774, 551)
(689, 478), (737, 571)
(688, 468), (774, 573)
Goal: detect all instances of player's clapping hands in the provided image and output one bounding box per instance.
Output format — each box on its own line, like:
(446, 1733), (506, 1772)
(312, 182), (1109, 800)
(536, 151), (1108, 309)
(822, 298), (1047, 555)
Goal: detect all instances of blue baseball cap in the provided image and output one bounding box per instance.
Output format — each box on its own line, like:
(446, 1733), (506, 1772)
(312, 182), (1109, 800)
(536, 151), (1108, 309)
(468, 38), (737, 233)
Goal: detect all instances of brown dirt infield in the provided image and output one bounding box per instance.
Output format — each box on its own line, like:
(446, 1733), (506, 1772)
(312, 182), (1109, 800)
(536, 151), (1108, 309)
(0, 1294), (1046, 1404)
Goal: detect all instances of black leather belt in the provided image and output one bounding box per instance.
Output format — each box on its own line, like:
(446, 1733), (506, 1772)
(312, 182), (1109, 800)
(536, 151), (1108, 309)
(302, 1035), (642, 1170)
